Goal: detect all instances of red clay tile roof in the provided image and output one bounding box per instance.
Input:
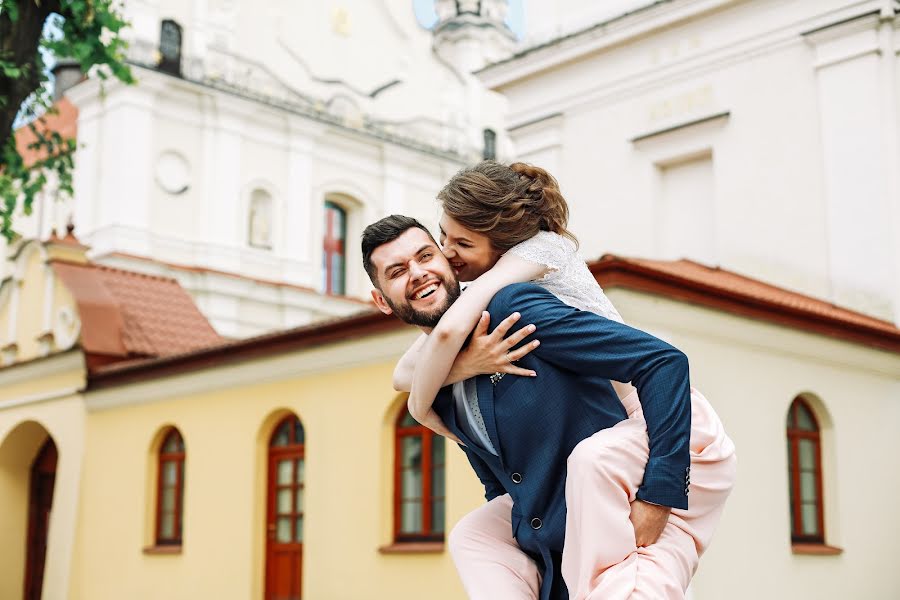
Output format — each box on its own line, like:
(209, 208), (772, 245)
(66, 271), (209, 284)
(88, 253), (900, 390)
(51, 260), (223, 367)
(14, 98), (78, 167)
(592, 255), (900, 352)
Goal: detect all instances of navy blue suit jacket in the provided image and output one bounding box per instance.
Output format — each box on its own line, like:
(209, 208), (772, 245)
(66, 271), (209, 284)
(432, 283), (691, 600)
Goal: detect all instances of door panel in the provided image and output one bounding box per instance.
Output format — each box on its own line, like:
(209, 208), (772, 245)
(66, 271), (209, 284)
(24, 439), (57, 600)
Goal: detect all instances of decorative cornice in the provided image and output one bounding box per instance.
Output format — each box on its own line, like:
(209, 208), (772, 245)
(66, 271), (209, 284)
(86, 310), (407, 392)
(0, 349), (85, 390)
(591, 257), (900, 354)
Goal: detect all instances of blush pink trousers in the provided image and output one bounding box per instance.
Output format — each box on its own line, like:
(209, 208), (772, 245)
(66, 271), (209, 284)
(448, 388), (737, 600)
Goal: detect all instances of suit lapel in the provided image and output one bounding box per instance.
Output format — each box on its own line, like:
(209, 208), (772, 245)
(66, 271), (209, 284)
(475, 374), (504, 467)
(434, 387), (489, 457)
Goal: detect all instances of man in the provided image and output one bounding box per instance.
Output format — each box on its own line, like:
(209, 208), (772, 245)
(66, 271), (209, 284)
(362, 215), (735, 599)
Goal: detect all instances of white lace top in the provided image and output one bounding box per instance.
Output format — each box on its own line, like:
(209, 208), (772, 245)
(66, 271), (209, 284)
(507, 231), (624, 323)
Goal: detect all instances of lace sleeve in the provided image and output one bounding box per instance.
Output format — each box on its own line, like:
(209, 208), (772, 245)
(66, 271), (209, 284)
(506, 231), (571, 279)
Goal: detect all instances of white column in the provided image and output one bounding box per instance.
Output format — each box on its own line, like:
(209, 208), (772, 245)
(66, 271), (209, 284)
(67, 80), (104, 237)
(283, 119), (317, 286)
(78, 82), (156, 257)
(877, 6), (900, 326)
(808, 14), (896, 320)
(204, 97), (244, 271)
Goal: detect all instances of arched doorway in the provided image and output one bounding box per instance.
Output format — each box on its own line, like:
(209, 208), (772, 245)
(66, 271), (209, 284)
(265, 415), (305, 600)
(24, 437), (57, 600)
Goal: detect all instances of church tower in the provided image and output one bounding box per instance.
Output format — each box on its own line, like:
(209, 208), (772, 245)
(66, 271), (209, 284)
(432, 0), (516, 74)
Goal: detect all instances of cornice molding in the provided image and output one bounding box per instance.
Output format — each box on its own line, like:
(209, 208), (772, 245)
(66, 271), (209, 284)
(85, 323), (417, 410)
(0, 349), (85, 390)
(478, 0), (737, 89)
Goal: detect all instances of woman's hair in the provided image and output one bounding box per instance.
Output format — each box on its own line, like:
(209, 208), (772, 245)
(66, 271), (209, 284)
(437, 160), (578, 251)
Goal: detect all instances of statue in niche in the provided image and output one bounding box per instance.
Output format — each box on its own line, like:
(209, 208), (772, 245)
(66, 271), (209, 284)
(248, 190), (273, 249)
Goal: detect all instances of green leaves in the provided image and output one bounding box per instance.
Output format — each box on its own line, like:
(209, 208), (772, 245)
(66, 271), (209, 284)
(1, 0), (134, 241)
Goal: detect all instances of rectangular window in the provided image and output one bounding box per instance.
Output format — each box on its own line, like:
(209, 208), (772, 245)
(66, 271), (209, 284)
(657, 154), (716, 264)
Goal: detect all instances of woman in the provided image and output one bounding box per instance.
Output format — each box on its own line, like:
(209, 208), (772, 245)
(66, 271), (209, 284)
(394, 160), (736, 599)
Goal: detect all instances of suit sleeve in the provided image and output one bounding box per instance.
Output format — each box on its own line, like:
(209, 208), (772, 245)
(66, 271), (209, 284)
(489, 283), (691, 510)
(461, 446), (507, 502)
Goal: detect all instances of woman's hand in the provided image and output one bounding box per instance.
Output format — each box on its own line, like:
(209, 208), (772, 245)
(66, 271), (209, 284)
(448, 311), (540, 383)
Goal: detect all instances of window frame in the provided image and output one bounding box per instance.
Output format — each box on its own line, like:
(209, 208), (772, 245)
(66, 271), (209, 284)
(393, 409), (445, 543)
(787, 397), (826, 545)
(155, 428), (186, 546)
(323, 200), (347, 295)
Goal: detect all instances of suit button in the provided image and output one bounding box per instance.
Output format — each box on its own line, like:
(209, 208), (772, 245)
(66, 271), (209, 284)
(530, 517), (542, 530)
(511, 472), (523, 484)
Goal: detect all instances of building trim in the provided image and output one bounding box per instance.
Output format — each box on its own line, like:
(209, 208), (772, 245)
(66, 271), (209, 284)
(85, 256), (900, 392)
(591, 257), (900, 353)
(508, 112), (564, 132)
(125, 63), (470, 164)
(630, 111), (730, 143)
(86, 310), (404, 391)
(0, 349), (85, 390)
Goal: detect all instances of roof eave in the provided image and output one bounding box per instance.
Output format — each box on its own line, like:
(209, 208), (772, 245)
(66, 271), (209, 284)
(591, 256), (900, 354)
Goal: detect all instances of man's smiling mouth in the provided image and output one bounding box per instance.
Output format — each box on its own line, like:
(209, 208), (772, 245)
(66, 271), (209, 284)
(413, 282), (440, 300)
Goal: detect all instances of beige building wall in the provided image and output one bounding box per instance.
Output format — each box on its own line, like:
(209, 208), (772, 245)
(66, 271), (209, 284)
(71, 329), (484, 600)
(1, 285), (898, 598)
(0, 353), (86, 600)
(608, 288), (900, 598)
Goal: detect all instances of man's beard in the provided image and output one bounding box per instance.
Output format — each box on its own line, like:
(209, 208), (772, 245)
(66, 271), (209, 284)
(384, 276), (461, 328)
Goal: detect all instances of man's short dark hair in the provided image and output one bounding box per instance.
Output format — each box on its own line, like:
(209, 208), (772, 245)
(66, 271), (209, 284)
(361, 215), (436, 288)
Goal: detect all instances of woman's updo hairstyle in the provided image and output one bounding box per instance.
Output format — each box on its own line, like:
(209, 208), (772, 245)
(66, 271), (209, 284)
(437, 160), (578, 251)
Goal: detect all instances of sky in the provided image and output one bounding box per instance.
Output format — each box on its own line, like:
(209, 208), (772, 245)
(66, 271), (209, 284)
(412, 0), (526, 38)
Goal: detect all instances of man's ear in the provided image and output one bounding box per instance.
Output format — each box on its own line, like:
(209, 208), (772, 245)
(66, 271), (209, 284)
(371, 289), (393, 316)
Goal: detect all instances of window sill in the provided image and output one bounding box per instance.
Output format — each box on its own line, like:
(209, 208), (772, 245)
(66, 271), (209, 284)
(142, 545), (182, 555)
(378, 541), (444, 554)
(792, 543), (843, 556)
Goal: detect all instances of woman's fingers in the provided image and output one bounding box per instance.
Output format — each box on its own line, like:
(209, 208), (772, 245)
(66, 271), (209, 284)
(473, 311), (491, 338)
(500, 364), (538, 377)
(506, 339), (540, 362)
(490, 311), (521, 339)
(503, 322), (537, 349)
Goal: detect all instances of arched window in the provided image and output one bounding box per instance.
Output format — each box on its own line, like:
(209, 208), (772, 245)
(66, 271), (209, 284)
(265, 415), (305, 599)
(156, 428), (185, 546)
(158, 19), (183, 76)
(394, 409), (445, 542)
(483, 128), (497, 160)
(323, 201), (346, 295)
(248, 189), (274, 250)
(787, 397), (825, 543)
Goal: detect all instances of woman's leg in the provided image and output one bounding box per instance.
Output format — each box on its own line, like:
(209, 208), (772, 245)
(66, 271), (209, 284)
(448, 494), (542, 600)
(562, 388), (737, 600)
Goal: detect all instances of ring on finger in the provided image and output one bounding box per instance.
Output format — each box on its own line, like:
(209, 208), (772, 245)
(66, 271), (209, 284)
(506, 352), (516, 364)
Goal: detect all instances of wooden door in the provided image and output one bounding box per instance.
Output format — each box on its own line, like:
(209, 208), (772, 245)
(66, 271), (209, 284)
(265, 417), (305, 600)
(24, 438), (57, 600)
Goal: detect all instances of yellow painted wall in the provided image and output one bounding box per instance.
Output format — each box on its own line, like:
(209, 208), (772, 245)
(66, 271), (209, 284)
(71, 359), (484, 600)
(607, 288), (900, 599)
(0, 390), (87, 600)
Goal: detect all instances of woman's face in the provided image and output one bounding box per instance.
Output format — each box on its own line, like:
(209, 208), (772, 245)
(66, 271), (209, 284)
(438, 213), (502, 281)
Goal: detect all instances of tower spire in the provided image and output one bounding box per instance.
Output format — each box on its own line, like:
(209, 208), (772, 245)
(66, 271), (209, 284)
(433, 0), (515, 74)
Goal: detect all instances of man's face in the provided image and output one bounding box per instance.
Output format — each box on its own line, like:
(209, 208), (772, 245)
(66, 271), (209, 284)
(370, 227), (461, 328)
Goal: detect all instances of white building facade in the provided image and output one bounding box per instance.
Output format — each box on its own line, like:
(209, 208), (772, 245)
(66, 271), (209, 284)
(480, 0), (900, 325)
(10, 0), (516, 337)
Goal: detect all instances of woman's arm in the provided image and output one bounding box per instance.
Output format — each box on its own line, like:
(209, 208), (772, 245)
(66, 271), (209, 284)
(406, 253), (547, 425)
(393, 333), (427, 392)
(393, 312), (542, 392)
